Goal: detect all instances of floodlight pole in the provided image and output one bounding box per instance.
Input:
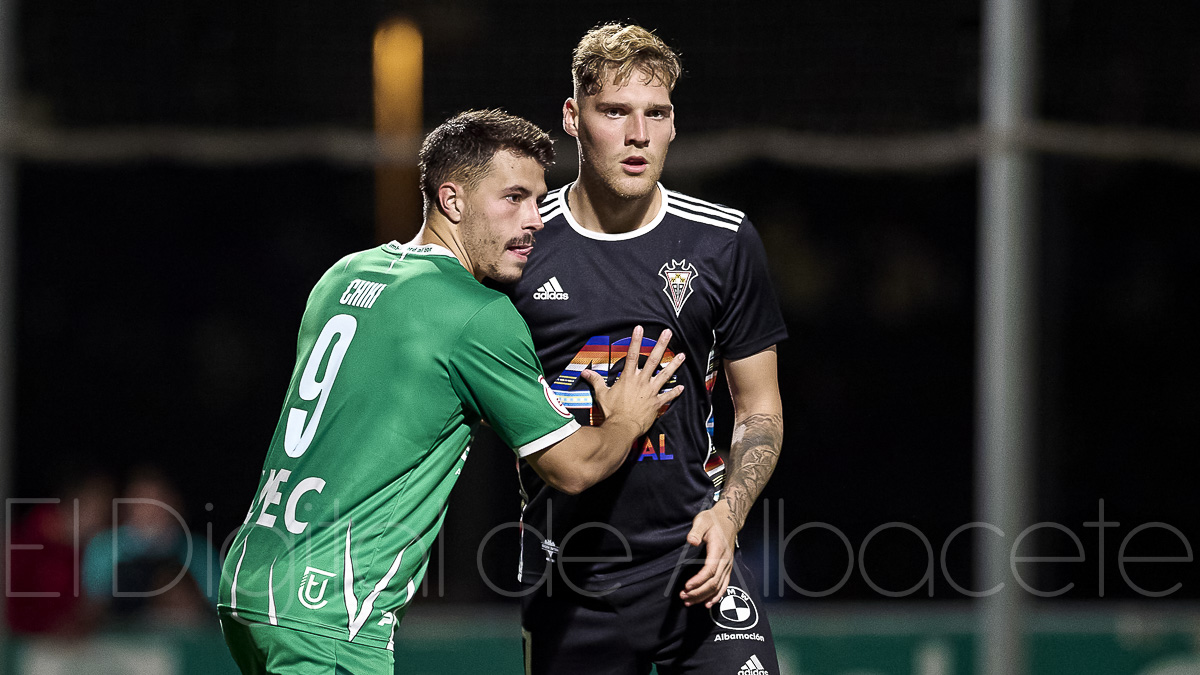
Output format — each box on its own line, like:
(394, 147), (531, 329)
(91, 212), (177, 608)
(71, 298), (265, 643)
(0, 0), (16, 649)
(978, 0), (1038, 674)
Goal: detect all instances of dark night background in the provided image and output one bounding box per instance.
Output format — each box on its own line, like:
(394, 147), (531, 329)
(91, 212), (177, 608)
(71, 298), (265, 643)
(8, 0), (1199, 609)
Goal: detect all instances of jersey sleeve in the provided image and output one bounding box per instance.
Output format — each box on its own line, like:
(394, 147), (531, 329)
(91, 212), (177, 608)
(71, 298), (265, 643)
(713, 218), (789, 360)
(450, 297), (580, 456)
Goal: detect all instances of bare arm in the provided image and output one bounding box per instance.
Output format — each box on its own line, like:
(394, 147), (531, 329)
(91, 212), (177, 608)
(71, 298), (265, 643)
(681, 346), (783, 606)
(525, 327), (685, 495)
(720, 346), (784, 530)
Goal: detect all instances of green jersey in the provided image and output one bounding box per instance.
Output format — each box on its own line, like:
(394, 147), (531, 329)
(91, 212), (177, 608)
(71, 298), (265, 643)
(217, 242), (578, 650)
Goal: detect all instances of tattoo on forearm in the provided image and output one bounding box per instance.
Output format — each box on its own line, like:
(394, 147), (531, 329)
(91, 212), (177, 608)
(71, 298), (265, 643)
(723, 413), (783, 530)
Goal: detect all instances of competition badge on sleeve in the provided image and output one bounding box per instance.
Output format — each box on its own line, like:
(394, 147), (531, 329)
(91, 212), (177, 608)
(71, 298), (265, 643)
(539, 376), (573, 418)
(659, 259), (698, 317)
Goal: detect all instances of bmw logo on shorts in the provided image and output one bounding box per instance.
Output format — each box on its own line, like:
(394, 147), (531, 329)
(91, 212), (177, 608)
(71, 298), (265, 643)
(710, 586), (759, 631)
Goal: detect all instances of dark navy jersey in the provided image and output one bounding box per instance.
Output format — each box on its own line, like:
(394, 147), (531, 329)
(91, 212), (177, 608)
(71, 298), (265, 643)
(497, 182), (788, 587)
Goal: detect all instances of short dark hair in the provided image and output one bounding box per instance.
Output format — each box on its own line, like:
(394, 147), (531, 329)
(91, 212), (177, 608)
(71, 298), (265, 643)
(418, 109), (555, 213)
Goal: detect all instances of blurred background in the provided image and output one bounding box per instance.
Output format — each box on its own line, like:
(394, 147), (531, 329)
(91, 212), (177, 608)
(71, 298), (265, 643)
(2, 0), (1198, 673)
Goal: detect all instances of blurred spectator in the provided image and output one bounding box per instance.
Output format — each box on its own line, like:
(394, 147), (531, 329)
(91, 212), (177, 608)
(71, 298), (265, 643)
(81, 466), (220, 626)
(6, 472), (114, 636)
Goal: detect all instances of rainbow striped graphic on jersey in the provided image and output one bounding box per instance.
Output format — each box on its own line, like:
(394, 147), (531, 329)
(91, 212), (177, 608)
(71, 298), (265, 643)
(550, 335), (677, 426)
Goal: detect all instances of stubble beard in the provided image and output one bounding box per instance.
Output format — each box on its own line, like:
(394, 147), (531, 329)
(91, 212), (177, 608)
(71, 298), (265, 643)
(487, 261), (524, 285)
(464, 212), (533, 284)
(577, 138), (664, 202)
(591, 161), (662, 202)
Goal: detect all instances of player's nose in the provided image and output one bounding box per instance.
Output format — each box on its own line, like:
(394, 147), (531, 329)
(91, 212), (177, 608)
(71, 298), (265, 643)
(626, 113), (649, 146)
(524, 200), (544, 232)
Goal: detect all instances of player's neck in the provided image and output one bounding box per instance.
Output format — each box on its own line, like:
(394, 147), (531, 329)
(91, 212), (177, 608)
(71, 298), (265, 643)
(410, 220), (477, 279)
(569, 175), (661, 235)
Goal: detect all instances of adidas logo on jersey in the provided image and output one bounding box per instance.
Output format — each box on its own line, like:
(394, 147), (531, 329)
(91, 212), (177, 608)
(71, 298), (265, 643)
(738, 655), (769, 675)
(533, 277), (569, 300)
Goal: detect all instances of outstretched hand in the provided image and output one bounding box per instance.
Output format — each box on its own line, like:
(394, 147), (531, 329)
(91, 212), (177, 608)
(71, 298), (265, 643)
(584, 326), (685, 438)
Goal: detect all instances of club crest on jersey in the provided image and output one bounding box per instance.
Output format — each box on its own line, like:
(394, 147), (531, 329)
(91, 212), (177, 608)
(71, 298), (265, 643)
(298, 566), (337, 610)
(659, 260), (698, 316)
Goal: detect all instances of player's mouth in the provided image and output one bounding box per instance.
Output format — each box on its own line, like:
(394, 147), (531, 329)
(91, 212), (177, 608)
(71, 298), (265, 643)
(506, 236), (535, 260)
(621, 156), (649, 174)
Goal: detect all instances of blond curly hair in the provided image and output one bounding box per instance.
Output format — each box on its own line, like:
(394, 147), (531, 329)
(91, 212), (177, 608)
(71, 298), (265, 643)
(571, 23), (682, 98)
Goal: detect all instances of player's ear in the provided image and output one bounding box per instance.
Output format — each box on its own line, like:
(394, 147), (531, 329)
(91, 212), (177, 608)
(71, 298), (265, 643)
(437, 182), (464, 224)
(563, 98), (580, 139)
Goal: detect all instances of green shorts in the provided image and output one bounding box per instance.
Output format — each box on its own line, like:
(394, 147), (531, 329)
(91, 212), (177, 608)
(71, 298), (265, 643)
(219, 613), (394, 675)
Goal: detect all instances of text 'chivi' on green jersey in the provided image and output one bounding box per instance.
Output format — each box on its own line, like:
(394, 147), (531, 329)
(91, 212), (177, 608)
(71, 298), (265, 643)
(218, 241), (578, 650)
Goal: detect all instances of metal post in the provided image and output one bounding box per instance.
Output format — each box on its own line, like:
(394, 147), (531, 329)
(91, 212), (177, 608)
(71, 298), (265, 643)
(977, 0), (1038, 674)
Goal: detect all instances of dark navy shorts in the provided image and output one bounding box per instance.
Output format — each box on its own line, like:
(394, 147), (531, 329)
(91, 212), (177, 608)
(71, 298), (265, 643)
(520, 549), (779, 674)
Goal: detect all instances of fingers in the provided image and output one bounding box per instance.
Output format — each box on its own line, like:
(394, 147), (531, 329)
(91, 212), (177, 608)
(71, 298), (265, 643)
(643, 328), (673, 372)
(681, 543), (719, 605)
(645, 329), (685, 387)
(579, 368), (606, 391)
(682, 580), (720, 607)
(653, 354), (686, 392)
(616, 327), (686, 388)
(684, 558), (719, 593)
(685, 516), (706, 547)
(621, 326), (644, 378)
(680, 510), (738, 607)
(710, 572), (730, 608)
(606, 326), (686, 415)
(643, 330), (687, 402)
(681, 561), (732, 607)
(657, 386), (685, 408)
(681, 514), (716, 605)
(682, 542), (734, 607)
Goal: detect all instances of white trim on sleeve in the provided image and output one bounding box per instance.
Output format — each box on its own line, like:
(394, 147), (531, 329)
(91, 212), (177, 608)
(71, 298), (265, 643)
(516, 419), (581, 457)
